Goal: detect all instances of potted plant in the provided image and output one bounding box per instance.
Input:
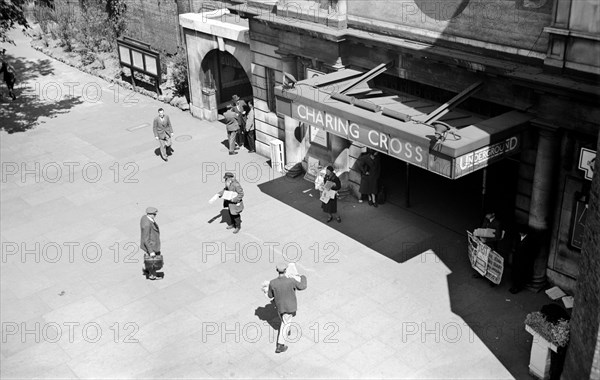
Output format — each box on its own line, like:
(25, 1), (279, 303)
(524, 310), (570, 380)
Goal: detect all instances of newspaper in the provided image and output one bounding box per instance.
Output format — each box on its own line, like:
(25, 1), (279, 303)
(285, 263), (302, 282)
(545, 286), (567, 300)
(221, 190), (237, 201)
(474, 228), (496, 238)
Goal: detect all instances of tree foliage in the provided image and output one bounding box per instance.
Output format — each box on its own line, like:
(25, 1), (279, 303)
(1, 0), (30, 44)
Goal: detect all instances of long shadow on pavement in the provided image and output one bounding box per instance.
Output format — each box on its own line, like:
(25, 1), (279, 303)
(0, 53), (83, 133)
(259, 174), (556, 379)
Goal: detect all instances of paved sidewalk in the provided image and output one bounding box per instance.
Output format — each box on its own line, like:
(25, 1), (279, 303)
(1, 29), (545, 379)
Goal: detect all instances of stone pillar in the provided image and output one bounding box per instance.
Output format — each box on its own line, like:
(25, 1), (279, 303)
(527, 125), (560, 291)
(201, 88), (218, 121)
(562, 132), (600, 380)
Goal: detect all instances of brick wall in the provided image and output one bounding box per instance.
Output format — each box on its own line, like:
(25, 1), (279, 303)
(126, 0), (180, 55)
(562, 133), (600, 379)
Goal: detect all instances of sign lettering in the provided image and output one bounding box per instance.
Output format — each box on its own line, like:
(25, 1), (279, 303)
(455, 136), (520, 177)
(293, 103), (428, 168)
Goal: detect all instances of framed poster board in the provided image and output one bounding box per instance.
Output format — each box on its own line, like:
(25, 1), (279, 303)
(309, 125), (328, 148)
(570, 200), (588, 250)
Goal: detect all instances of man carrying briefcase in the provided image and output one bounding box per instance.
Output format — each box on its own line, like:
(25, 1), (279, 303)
(140, 207), (164, 280)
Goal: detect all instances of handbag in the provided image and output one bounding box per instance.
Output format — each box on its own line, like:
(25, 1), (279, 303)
(229, 201), (244, 215)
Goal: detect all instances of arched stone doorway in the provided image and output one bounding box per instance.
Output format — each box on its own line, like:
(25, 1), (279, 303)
(201, 50), (253, 110)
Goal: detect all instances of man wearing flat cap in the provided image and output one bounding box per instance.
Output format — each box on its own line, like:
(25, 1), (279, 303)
(268, 263), (307, 353)
(217, 172), (245, 233)
(223, 105), (240, 155)
(140, 207), (162, 280)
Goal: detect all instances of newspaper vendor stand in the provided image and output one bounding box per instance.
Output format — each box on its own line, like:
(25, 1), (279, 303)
(467, 231), (504, 284)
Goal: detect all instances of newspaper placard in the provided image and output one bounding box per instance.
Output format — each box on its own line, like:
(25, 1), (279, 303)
(466, 231), (504, 284)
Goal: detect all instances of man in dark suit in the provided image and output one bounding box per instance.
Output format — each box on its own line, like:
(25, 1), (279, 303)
(218, 172), (244, 233)
(223, 105), (240, 155)
(480, 211), (502, 250)
(245, 101), (256, 153)
(153, 108), (174, 162)
(509, 226), (535, 294)
(140, 207), (162, 280)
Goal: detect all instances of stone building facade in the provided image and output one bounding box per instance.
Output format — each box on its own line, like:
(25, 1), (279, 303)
(179, 0), (599, 376)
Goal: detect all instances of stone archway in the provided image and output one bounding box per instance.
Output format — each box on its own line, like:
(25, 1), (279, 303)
(201, 50), (253, 110)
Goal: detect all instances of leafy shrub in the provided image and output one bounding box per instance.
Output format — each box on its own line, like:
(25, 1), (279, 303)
(525, 311), (570, 348)
(170, 47), (189, 100)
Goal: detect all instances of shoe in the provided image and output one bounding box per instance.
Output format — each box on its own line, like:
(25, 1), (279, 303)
(275, 344), (288, 353)
(226, 225), (235, 230)
(248, 150), (255, 153)
(148, 275), (157, 280)
(326, 216), (333, 223)
(373, 203), (378, 208)
(233, 228), (240, 234)
(368, 200), (373, 206)
(358, 199), (363, 203)
(336, 217), (342, 223)
(229, 152), (238, 155)
(161, 156), (168, 162)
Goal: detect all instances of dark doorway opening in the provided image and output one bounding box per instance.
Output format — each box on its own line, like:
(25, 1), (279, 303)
(200, 50), (252, 111)
(378, 153), (519, 237)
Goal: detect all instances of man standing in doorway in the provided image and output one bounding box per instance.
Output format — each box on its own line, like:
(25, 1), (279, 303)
(268, 263), (307, 353)
(232, 95), (247, 148)
(245, 101), (256, 153)
(153, 108), (174, 162)
(223, 105), (240, 155)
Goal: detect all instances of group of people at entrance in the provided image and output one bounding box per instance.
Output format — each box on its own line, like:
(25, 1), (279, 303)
(223, 94), (256, 155)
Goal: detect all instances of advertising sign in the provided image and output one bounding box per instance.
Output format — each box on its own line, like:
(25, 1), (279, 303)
(454, 135), (520, 178)
(467, 231), (504, 284)
(578, 148), (596, 180)
(292, 103), (431, 170)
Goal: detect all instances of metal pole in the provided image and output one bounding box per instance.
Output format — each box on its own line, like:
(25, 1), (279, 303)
(481, 168), (487, 212)
(406, 162), (410, 208)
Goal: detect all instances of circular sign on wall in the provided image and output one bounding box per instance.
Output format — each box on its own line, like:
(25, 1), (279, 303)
(414, 0), (471, 21)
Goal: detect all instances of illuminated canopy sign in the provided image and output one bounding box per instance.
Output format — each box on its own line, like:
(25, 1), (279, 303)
(290, 102), (522, 179)
(293, 103), (428, 168)
(454, 136), (520, 178)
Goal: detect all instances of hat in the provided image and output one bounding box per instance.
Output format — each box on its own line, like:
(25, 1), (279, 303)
(146, 206), (158, 214)
(232, 95), (239, 100)
(223, 172), (235, 179)
(326, 165), (334, 172)
(276, 263), (288, 273)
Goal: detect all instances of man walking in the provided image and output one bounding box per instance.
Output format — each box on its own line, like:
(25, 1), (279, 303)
(245, 101), (256, 153)
(140, 207), (163, 280)
(153, 108), (174, 161)
(232, 95), (247, 148)
(223, 105), (240, 155)
(268, 263), (307, 353)
(218, 172), (244, 233)
(1, 60), (17, 100)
